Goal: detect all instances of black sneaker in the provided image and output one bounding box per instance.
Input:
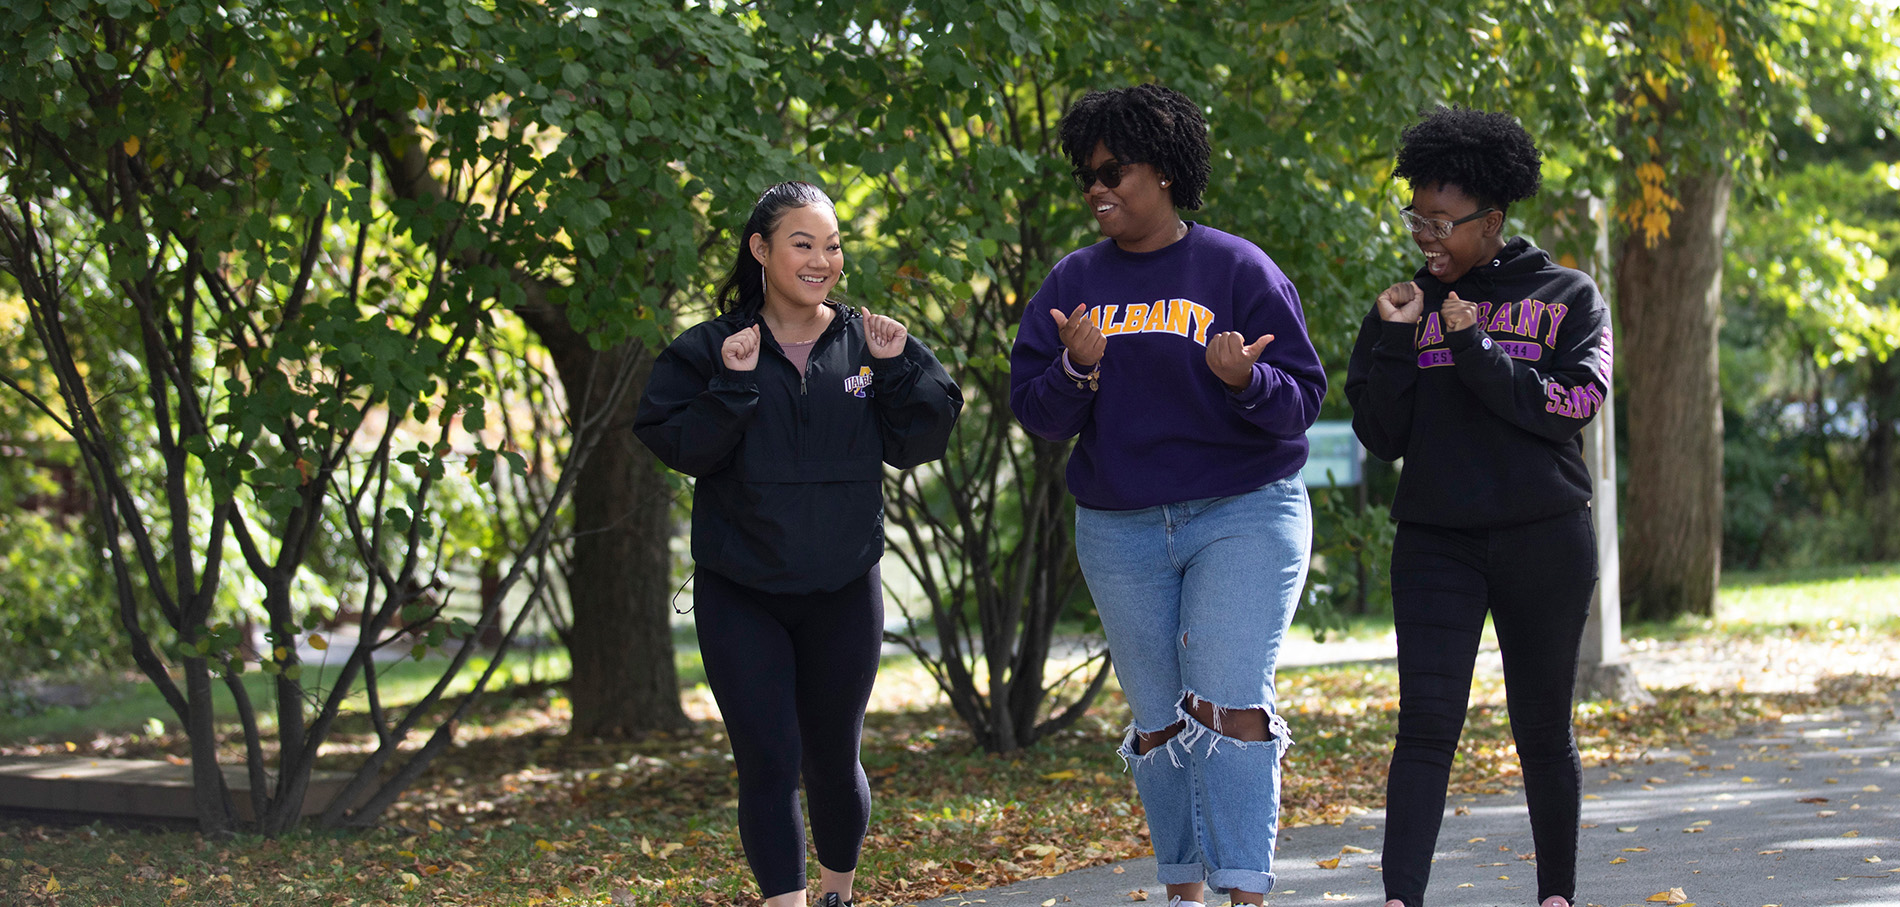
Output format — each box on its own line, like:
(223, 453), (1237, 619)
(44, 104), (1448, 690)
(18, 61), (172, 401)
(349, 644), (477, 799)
(819, 893), (854, 907)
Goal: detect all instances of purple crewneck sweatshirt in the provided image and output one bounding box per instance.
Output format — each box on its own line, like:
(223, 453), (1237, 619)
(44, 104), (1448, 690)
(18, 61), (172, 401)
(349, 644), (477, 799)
(1008, 223), (1328, 511)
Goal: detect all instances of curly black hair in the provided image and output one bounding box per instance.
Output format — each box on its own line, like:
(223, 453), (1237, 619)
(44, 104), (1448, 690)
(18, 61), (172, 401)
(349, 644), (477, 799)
(1393, 106), (1543, 212)
(1059, 84), (1212, 210)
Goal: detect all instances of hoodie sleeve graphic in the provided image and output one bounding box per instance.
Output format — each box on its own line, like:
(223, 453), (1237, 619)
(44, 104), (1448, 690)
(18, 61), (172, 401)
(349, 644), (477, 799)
(1446, 285), (1611, 443)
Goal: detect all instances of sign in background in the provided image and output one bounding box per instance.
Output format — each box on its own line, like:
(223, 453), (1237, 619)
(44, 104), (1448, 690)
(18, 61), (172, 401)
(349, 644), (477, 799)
(1301, 421), (1363, 488)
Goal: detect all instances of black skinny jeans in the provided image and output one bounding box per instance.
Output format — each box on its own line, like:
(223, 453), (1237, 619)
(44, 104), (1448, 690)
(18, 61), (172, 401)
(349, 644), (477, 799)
(1381, 509), (1596, 907)
(694, 566), (884, 899)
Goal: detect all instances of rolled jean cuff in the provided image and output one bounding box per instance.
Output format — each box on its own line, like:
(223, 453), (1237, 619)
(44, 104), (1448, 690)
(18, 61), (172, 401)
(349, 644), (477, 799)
(1156, 861), (1209, 886)
(1208, 868), (1276, 896)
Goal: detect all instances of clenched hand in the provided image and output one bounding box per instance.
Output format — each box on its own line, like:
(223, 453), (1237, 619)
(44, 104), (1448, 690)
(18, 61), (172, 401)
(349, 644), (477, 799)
(722, 324), (761, 371)
(1206, 331), (1275, 392)
(861, 307), (909, 359)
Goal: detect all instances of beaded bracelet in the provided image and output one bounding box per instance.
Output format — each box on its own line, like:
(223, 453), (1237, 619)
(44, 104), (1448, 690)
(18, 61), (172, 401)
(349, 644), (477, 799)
(1061, 350), (1101, 391)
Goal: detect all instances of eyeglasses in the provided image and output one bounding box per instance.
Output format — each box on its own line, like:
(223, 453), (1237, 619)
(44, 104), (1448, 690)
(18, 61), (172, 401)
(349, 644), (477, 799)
(1399, 205), (1497, 240)
(1072, 160), (1135, 192)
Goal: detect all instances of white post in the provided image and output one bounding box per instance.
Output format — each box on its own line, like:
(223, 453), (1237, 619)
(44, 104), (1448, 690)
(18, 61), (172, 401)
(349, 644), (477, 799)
(1574, 195), (1648, 703)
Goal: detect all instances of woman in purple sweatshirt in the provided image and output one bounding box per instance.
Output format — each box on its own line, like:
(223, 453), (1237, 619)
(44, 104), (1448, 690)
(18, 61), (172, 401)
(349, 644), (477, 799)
(1008, 84), (1328, 907)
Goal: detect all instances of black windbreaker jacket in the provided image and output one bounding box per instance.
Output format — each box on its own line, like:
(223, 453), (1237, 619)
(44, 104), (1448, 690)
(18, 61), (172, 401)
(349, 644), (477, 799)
(633, 303), (963, 594)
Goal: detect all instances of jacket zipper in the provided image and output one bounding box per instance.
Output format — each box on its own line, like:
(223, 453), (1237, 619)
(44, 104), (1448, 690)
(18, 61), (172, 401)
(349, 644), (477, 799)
(756, 307), (840, 456)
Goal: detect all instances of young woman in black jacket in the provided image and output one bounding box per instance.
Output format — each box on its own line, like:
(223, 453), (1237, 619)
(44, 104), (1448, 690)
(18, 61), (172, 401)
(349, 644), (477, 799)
(1346, 109), (1612, 907)
(634, 181), (962, 907)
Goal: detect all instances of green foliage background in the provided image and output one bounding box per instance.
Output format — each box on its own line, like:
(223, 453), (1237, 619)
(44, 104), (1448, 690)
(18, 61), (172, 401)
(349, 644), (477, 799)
(1, 0), (1897, 734)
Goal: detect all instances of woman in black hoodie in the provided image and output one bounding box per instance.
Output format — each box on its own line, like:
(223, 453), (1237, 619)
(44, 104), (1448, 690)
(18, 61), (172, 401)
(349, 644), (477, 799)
(1346, 108), (1612, 907)
(634, 181), (962, 907)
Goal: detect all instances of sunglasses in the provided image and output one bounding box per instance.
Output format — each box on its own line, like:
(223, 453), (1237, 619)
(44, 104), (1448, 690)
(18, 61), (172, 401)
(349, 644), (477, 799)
(1072, 159), (1136, 192)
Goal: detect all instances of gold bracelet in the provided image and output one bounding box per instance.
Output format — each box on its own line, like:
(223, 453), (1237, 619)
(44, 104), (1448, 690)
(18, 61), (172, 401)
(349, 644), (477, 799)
(1061, 351), (1100, 391)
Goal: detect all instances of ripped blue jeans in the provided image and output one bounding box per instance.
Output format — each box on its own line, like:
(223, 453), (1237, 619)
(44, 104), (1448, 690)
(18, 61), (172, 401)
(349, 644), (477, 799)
(1076, 476), (1310, 897)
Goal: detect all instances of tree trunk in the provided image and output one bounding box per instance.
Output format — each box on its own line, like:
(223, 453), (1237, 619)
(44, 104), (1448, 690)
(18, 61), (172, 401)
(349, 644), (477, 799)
(1864, 357), (1898, 561)
(551, 344), (689, 739)
(1617, 168), (1731, 621)
(371, 126), (686, 738)
(182, 653), (234, 834)
(1004, 436), (1075, 747)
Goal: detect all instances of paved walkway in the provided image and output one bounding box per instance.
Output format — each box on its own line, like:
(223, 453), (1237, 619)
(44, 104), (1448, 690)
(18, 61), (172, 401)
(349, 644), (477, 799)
(931, 696), (1899, 907)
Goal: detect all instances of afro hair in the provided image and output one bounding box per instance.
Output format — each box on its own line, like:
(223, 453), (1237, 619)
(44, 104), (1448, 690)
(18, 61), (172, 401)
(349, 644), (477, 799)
(1393, 107), (1543, 211)
(1060, 84), (1212, 210)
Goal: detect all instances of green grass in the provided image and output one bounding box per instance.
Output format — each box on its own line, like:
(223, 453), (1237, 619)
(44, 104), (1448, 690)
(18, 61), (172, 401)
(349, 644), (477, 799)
(1618, 561), (1900, 640)
(1300, 611), (1405, 643)
(11, 563), (1899, 746)
(1716, 561), (1900, 627)
(0, 648), (581, 745)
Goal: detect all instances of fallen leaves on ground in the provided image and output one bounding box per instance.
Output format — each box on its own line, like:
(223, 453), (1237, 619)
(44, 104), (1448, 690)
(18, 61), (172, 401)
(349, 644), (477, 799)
(2, 636), (1897, 906)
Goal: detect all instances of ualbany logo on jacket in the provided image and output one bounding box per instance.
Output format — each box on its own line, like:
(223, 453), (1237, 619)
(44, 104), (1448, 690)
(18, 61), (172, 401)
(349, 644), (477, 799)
(844, 366), (873, 398)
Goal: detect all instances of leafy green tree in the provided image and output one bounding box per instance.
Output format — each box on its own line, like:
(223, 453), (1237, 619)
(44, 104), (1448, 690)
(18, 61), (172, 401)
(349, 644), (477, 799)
(1723, 162), (1899, 564)
(1572, 0), (1793, 619)
(749, 0), (1603, 750)
(747, 0), (1123, 753)
(0, 0), (628, 833)
(1720, 0), (1900, 567)
(1574, 0), (1900, 617)
(0, 292), (121, 682)
(362, 0), (796, 740)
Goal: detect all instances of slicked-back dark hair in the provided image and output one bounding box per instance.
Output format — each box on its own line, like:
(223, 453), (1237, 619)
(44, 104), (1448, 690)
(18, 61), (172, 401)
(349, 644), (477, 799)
(716, 181), (836, 319)
(1393, 106), (1543, 212)
(1059, 84), (1212, 210)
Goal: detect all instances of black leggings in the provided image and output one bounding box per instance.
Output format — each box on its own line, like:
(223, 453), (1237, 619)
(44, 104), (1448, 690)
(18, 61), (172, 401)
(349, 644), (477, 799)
(694, 566), (883, 899)
(1381, 509), (1596, 907)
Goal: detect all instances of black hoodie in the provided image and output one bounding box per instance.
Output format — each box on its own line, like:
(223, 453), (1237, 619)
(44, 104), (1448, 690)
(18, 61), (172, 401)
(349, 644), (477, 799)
(634, 302), (963, 594)
(1345, 237), (1612, 529)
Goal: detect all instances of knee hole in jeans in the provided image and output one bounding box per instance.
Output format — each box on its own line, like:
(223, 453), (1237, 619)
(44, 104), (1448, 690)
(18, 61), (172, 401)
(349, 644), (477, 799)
(1185, 696), (1271, 742)
(1135, 720), (1186, 756)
